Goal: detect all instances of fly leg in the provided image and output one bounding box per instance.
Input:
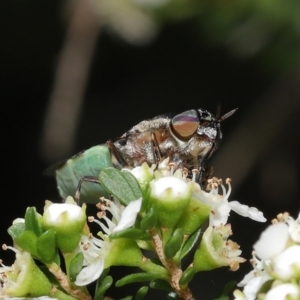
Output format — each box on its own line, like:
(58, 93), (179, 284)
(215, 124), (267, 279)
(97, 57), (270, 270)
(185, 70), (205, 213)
(107, 140), (129, 168)
(74, 175), (100, 203)
(199, 165), (213, 189)
(150, 132), (163, 166)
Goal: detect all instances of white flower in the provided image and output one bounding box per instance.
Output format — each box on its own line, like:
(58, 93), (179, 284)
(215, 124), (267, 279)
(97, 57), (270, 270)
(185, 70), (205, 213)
(113, 198), (142, 232)
(235, 212), (300, 299)
(75, 198), (142, 285)
(149, 176), (192, 228)
(236, 252), (271, 300)
(242, 276), (269, 300)
(253, 223), (289, 261)
(42, 198), (87, 252)
(273, 245), (300, 280)
(265, 283), (300, 300)
(233, 289), (246, 300)
(125, 163), (154, 192)
(283, 212), (300, 243)
(0, 247), (52, 298)
(12, 218), (25, 225)
(194, 178), (266, 226)
(74, 235), (105, 286)
(44, 203), (82, 222)
(194, 224), (246, 272)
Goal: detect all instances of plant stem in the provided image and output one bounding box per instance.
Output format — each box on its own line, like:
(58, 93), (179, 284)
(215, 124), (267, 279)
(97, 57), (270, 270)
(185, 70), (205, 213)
(150, 231), (194, 300)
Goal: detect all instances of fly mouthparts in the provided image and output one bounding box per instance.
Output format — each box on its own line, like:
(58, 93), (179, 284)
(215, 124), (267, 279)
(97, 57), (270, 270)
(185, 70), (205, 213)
(219, 108), (238, 122)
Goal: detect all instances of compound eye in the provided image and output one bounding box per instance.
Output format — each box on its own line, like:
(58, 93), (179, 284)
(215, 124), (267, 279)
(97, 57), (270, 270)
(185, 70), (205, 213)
(171, 109), (199, 139)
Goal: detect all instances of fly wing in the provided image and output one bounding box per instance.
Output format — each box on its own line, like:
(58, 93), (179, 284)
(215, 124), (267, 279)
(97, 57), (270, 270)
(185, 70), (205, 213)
(44, 158), (73, 176)
(54, 145), (114, 204)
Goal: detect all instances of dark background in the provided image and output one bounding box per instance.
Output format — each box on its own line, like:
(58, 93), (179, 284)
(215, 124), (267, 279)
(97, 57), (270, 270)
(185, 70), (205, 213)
(1, 1), (300, 299)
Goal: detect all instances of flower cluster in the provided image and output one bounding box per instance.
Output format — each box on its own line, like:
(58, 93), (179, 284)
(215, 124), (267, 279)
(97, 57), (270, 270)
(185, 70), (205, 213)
(0, 160), (266, 300)
(234, 212), (300, 300)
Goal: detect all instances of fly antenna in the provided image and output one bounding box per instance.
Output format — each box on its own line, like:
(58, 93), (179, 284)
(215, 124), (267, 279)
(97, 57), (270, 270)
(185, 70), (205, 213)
(219, 108), (238, 122)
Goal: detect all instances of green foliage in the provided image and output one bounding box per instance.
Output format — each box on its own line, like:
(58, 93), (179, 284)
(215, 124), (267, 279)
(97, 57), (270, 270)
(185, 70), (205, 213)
(1, 163), (256, 300)
(69, 252), (84, 282)
(213, 281), (237, 300)
(25, 207), (43, 236)
(150, 279), (173, 292)
(179, 266), (196, 286)
(116, 273), (164, 287)
(109, 228), (151, 241)
(140, 207), (157, 231)
(37, 229), (57, 263)
(135, 286), (149, 300)
(94, 275), (113, 300)
(164, 228), (184, 259)
(180, 228), (201, 259)
(99, 168), (142, 205)
(7, 222), (25, 240)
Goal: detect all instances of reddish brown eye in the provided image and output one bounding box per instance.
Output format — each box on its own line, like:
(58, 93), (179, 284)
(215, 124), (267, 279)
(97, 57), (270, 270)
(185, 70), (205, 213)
(171, 109), (199, 139)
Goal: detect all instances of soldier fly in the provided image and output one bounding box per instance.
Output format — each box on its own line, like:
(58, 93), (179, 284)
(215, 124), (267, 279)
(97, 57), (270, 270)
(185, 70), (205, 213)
(53, 108), (237, 203)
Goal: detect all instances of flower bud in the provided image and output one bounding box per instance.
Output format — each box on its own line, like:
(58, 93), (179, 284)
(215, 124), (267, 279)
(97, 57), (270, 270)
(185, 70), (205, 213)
(104, 238), (144, 268)
(129, 162), (154, 193)
(148, 177), (192, 228)
(175, 197), (210, 235)
(42, 198), (86, 252)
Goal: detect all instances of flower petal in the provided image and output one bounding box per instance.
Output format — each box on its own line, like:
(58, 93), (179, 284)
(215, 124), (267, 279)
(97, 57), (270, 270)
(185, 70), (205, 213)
(254, 223), (289, 260)
(112, 198), (142, 233)
(75, 256), (104, 286)
(265, 283), (300, 300)
(273, 245), (300, 280)
(242, 276), (269, 300)
(229, 201), (266, 222)
(210, 203), (231, 226)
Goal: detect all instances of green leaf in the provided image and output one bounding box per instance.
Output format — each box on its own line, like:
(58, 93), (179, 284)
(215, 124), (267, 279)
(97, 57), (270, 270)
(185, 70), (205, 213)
(213, 281), (237, 300)
(164, 228), (184, 259)
(15, 230), (39, 257)
(120, 297), (132, 300)
(38, 266), (60, 286)
(94, 275), (113, 300)
(150, 279), (173, 292)
(116, 273), (161, 287)
(180, 228), (201, 259)
(99, 168), (142, 205)
(7, 222), (26, 240)
(37, 229), (57, 263)
(140, 207), (157, 230)
(135, 286), (149, 300)
(148, 257), (163, 267)
(121, 170), (143, 199)
(69, 252), (84, 282)
(25, 207), (44, 237)
(179, 266), (196, 285)
(109, 228), (151, 241)
(98, 267), (110, 282)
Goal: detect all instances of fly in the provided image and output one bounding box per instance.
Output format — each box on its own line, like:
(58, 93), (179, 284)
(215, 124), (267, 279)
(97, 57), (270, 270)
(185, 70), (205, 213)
(52, 107), (237, 203)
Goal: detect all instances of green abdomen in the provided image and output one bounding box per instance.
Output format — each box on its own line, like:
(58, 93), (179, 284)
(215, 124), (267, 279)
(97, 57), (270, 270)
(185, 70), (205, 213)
(56, 145), (114, 204)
